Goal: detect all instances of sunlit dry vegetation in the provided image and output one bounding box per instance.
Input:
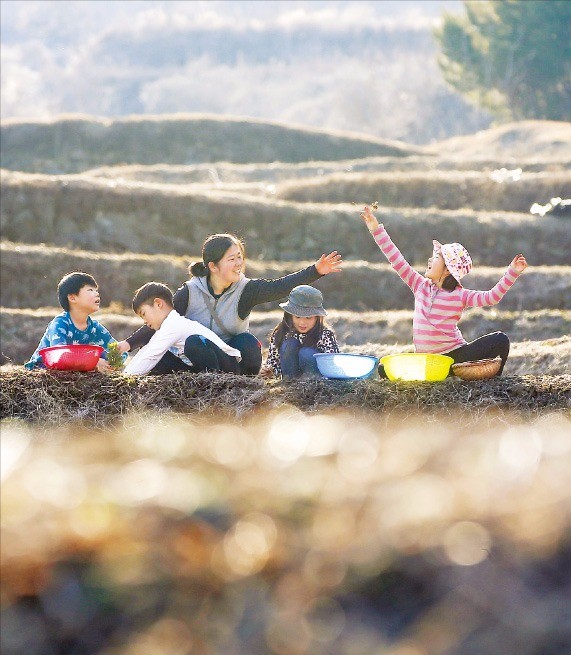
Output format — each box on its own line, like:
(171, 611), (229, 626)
(276, 170), (571, 212)
(2, 241), (570, 311)
(0, 114), (418, 174)
(2, 171), (569, 262)
(2, 407), (571, 653)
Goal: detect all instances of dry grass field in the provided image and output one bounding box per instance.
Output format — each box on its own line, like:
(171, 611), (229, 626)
(1, 115), (570, 404)
(429, 120), (571, 160)
(2, 170), (569, 262)
(1, 115), (570, 655)
(2, 241), (570, 311)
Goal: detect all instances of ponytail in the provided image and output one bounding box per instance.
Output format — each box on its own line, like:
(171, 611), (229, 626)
(189, 261), (209, 277)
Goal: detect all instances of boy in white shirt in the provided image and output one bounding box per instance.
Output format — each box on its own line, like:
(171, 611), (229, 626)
(124, 282), (241, 376)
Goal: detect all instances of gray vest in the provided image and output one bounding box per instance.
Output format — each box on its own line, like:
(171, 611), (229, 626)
(185, 274), (250, 342)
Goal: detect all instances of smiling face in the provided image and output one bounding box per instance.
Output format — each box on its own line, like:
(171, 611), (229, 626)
(69, 284), (100, 313)
(425, 252), (448, 283)
(291, 314), (318, 334)
(137, 298), (171, 331)
(208, 243), (244, 287)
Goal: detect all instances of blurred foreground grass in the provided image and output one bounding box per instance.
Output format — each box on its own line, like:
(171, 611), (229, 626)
(2, 408), (571, 655)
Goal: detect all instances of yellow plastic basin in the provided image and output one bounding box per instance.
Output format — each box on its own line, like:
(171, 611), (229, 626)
(380, 353), (454, 381)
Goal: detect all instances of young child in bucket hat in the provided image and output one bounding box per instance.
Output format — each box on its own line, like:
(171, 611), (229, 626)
(359, 205), (528, 376)
(260, 285), (340, 379)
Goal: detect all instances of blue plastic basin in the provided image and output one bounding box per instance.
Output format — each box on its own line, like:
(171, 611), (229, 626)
(314, 353), (378, 380)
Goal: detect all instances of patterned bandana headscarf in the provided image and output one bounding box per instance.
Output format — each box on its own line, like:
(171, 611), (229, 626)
(433, 240), (472, 282)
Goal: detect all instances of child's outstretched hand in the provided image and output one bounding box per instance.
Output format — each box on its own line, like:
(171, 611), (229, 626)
(511, 254), (528, 273)
(360, 205), (380, 232)
(96, 358), (112, 373)
(315, 251), (343, 275)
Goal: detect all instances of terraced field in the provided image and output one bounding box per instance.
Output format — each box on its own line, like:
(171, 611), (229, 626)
(1, 116), (570, 376)
(1, 116), (570, 655)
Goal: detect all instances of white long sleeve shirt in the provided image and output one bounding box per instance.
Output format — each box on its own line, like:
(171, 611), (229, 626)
(124, 310), (241, 376)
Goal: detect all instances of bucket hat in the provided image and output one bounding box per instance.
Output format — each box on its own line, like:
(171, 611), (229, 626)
(433, 240), (472, 282)
(279, 285), (327, 317)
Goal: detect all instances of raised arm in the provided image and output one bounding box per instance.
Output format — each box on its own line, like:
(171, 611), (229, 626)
(359, 205), (424, 293)
(238, 251), (343, 318)
(461, 255), (526, 307)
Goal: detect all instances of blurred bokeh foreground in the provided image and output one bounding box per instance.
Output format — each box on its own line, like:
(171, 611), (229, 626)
(2, 408), (571, 655)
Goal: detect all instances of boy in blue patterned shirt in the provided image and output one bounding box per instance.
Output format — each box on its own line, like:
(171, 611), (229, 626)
(25, 272), (121, 371)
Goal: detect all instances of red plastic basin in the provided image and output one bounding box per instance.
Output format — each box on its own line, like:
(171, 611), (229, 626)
(39, 344), (104, 371)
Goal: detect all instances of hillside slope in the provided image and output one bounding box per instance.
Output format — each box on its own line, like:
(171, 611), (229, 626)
(2, 170), (569, 263)
(0, 114), (420, 174)
(430, 120), (571, 160)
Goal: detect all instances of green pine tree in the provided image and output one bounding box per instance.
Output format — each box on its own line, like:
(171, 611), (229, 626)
(434, 0), (571, 121)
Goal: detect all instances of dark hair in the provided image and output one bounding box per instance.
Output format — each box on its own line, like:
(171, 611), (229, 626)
(188, 233), (245, 277)
(270, 312), (326, 350)
(57, 272), (98, 311)
(442, 274), (460, 292)
(132, 282), (174, 313)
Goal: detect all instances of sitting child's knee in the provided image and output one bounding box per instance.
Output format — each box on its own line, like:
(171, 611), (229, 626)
(299, 346), (316, 360)
(184, 334), (207, 351)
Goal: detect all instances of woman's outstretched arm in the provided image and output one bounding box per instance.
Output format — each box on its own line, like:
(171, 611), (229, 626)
(237, 252), (343, 319)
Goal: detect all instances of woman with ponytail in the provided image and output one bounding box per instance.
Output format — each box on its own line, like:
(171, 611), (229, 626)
(119, 233), (343, 375)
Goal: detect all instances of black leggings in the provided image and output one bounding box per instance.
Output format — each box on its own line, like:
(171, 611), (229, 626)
(148, 332), (262, 375)
(378, 331), (511, 378)
(446, 331), (510, 375)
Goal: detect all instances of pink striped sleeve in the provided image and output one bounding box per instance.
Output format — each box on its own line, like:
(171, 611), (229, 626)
(461, 266), (521, 308)
(371, 225), (424, 293)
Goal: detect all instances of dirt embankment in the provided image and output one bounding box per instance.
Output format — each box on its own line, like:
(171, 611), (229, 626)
(82, 155), (571, 187)
(1, 171), (569, 262)
(2, 242), (570, 312)
(0, 114), (418, 174)
(429, 120), (571, 160)
(276, 170), (571, 212)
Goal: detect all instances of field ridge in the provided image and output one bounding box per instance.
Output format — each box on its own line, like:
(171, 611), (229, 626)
(1, 368), (569, 427)
(2, 241), (569, 311)
(2, 171), (569, 262)
(0, 113), (421, 174)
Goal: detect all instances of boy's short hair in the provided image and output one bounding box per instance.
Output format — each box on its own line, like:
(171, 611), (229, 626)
(132, 282), (174, 313)
(58, 272), (98, 311)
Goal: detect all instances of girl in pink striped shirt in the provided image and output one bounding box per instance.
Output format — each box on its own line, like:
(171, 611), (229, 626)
(359, 205), (528, 376)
